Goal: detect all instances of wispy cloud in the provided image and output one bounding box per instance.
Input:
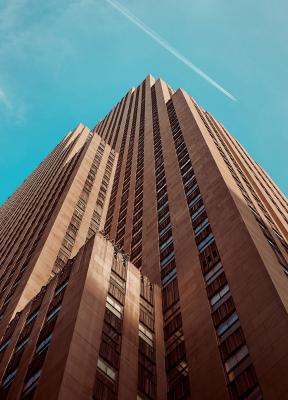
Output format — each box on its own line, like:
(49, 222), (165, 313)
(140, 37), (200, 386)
(105, 0), (237, 102)
(0, 88), (11, 110)
(0, 83), (27, 124)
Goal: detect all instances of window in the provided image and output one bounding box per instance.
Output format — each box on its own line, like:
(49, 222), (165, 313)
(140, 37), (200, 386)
(185, 182), (198, 197)
(162, 278), (179, 311)
(36, 334), (52, 355)
(26, 309), (39, 325)
(3, 293), (12, 306)
(46, 304), (61, 322)
(2, 368), (17, 388)
(198, 233), (214, 253)
(188, 193), (201, 209)
(57, 250), (69, 264)
(204, 262), (223, 285)
(55, 280), (68, 296)
(191, 205), (205, 221)
(139, 323), (153, 347)
(199, 241), (221, 274)
(66, 226), (77, 242)
(220, 327), (245, 360)
(62, 237), (73, 252)
(0, 338), (10, 353)
(180, 159), (191, 174)
(159, 236), (173, 252)
(131, 244), (142, 261)
(217, 312), (239, 337)
(194, 218), (209, 236)
(158, 199), (169, 213)
(225, 345), (249, 373)
(159, 222), (172, 238)
(157, 192), (168, 208)
(184, 176), (197, 191)
(210, 283), (229, 306)
(110, 272), (125, 289)
(15, 336), (30, 353)
(97, 357), (116, 381)
(162, 268), (177, 287)
(22, 369), (41, 395)
(132, 231), (142, 247)
(133, 220), (143, 236)
(106, 295), (123, 319)
(164, 313), (182, 341)
(158, 211), (170, 226)
(166, 341), (187, 371)
(182, 169), (194, 183)
(160, 252), (175, 269)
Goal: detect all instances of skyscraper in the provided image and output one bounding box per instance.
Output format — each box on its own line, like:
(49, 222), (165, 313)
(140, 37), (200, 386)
(0, 75), (287, 400)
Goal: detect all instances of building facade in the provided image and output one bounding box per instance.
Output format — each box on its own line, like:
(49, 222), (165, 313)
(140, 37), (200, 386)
(0, 75), (288, 399)
(0, 125), (117, 326)
(0, 233), (164, 400)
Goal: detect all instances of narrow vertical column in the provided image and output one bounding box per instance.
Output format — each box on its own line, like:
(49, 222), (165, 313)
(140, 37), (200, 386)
(118, 262), (140, 399)
(123, 84), (142, 252)
(0, 314), (26, 381)
(99, 151), (118, 232)
(108, 92), (136, 241)
(172, 89), (288, 398)
(110, 96), (126, 147)
(101, 108), (115, 142)
(154, 285), (167, 400)
(113, 89), (135, 152)
(35, 234), (113, 399)
(7, 280), (57, 399)
(141, 75), (161, 284)
(2, 127), (92, 323)
(154, 80), (227, 399)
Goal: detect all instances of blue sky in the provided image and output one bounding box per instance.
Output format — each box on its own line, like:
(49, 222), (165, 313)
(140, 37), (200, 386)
(0, 0), (287, 204)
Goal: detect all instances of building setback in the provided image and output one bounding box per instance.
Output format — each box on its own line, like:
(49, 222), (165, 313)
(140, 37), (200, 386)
(0, 233), (163, 400)
(0, 75), (288, 399)
(0, 126), (117, 325)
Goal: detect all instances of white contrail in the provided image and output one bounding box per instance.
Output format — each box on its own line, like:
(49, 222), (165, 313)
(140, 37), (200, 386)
(105, 0), (237, 102)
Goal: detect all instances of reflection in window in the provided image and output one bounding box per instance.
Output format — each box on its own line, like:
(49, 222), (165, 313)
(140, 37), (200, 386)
(217, 312), (239, 337)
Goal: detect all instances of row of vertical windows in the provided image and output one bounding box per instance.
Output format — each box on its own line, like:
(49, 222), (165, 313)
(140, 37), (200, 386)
(0, 133), (80, 263)
(138, 276), (156, 399)
(206, 111), (288, 234)
(115, 88), (140, 248)
(213, 114), (288, 219)
(166, 99), (262, 400)
(0, 146), (83, 317)
(0, 135), (74, 251)
(94, 253), (127, 400)
(0, 260), (72, 399)
(5, 145), (79, 270)
(104, 93), (135, 236)
(103, 99), (122, 143)
(0, 139), (75, 266)
(205, 107), (287, 240)
(97, 111), (110, 137)
(20, 268), (70, 397)
(87, 150), (115, 240)
(131, 83), (146, 269)
(111, 95), (129, 149)
(194, 103), (288, 271)
(53, 141), (105, 273)
(151, 86), (191, 400)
